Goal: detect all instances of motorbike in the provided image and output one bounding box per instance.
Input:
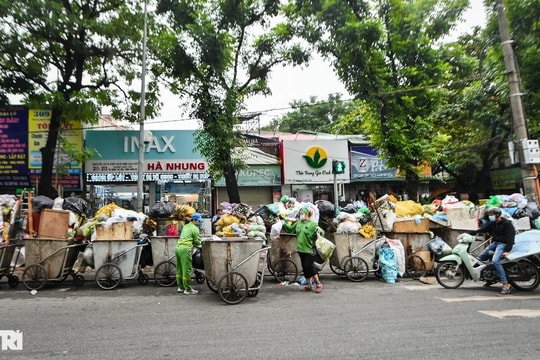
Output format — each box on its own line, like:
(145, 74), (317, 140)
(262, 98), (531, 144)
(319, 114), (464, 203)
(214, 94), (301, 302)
(435, 233), (540, 291)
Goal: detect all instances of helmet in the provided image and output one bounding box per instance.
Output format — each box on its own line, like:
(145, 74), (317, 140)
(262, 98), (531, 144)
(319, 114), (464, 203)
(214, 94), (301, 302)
(486, 207), (502, 216)
(191, 212), (203, 222)
(280, 195), (290, 203)
(300, 207), (311, 216)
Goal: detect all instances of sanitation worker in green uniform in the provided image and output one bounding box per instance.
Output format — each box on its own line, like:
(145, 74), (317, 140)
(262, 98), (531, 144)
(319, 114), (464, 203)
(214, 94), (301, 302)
(176, 213), (202, 295)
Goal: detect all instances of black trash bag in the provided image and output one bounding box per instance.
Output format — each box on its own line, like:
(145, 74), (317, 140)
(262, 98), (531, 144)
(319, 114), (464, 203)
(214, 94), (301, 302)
(62, 197), (89, 216)
(149, 202), (176, 218)
(341, 203), (357, 214)
(512, 208), (529, 219)
(192, 247), (204, 270)
(32, 195), (54, 213)
(315, 200), (335, 219)
(139, 243), (153, 268)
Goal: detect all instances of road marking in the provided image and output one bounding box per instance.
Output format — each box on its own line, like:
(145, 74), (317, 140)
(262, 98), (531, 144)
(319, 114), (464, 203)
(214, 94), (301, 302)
(479, 309), (540, 319)
(439, 295), (540, 302)
(403, 285), (436, 291)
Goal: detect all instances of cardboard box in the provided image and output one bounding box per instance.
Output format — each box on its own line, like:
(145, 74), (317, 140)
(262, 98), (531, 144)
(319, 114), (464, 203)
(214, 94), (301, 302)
(38, 209), (70, 239)
(513, 217), (531, 231)
(447, 207), (479, 230)
(391, 218), (429, 233)
(95, 221), (133, 241)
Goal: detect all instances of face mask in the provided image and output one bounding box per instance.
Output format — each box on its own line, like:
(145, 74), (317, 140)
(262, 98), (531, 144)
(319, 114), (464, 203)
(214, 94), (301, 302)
(488, 215), (496, 222)
(299, 214), (307, 221)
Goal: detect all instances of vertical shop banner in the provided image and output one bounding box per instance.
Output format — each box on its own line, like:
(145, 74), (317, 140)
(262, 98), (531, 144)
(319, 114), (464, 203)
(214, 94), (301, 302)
(28, 109), (83, 190)
(0, 107), (30, 187)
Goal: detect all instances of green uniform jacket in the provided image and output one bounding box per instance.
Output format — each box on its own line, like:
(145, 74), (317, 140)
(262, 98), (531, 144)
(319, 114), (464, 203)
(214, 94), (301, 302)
(282, 219), (319, 254)
(177, 222), (201, 246)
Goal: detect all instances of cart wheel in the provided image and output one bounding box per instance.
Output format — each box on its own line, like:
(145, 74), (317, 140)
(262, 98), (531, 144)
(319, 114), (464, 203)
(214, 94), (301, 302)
(95, 263), (122, 290)
(406, 255), (426, 280)
(154, 261), (176, 287)
(272, 258), (298, 283)
(218, 271), (248, 305)
(22, 264), (47, 290)
(206, 279), (218, 293)
(73, 274), (85, 287)
(266, 251), (275, 276)
(343, 257), (369, 282)
(194, 270), (206, 284)
(248, 271), (263, 297)
(138, 272), (149, 285)
(330, 263), (346, 276)
(8, 274), (20, 288)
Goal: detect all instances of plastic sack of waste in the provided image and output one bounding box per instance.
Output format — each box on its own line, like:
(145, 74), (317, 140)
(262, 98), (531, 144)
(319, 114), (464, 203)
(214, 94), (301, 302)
(315, 232), (336, 262)
(379, 246), (398, 284)
(31, 195), (54, 213)
(428, 236), (452, 256)
(62, 197), (89, 216)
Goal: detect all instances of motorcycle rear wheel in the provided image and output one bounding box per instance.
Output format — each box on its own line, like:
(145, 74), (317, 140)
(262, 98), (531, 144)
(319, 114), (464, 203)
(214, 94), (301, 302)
(508, 260), (540, 291)
(435, 261), (465, 289)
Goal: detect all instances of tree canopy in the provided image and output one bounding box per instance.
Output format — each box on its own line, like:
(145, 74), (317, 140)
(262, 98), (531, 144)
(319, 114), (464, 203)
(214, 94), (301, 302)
(0, 0), (159, 197)
(154, 0), (310, 203)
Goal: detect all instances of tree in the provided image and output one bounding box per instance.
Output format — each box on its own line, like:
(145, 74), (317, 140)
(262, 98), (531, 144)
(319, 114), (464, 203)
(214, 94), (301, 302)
(285, 0), (470, 200)
(0, 0), (158, 198)
(154, 0), (309, 203)
(262, 93), (354, 133)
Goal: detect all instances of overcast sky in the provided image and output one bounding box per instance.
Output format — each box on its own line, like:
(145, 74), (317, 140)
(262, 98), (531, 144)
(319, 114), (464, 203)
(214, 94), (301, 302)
(146, 0), (487, 130)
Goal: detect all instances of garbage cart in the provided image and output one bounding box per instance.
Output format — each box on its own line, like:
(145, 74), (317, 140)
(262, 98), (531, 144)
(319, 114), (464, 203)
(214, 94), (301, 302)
(202, 237), (269, 305)
(330, 233), (379, 282)
(22, 238), (86, 290)
(0, 243), (23, 288)
(267, 233), (300, 283)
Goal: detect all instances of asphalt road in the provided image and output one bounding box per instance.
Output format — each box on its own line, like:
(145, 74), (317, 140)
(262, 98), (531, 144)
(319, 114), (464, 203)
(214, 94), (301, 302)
(1, 269), (540, 360)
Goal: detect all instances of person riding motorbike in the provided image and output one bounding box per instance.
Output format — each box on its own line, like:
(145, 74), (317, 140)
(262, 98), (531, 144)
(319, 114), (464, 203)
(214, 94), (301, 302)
(475, 207), (515, 294)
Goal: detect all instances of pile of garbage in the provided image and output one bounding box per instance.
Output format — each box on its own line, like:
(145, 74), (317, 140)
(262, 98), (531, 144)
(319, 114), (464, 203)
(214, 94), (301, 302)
(214, 202), (267, 241)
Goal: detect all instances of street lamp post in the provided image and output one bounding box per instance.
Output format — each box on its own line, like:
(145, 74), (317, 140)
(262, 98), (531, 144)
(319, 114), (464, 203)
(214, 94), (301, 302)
(137, 0), (148, 213)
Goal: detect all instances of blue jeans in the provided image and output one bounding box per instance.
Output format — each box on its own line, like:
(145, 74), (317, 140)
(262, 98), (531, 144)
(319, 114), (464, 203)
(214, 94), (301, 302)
(479, 242), (508, 284)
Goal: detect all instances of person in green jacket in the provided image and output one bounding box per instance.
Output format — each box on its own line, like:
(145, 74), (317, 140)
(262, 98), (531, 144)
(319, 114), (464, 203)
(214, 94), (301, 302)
(282, 207), (323, 293)
(176, 212), (202, 295)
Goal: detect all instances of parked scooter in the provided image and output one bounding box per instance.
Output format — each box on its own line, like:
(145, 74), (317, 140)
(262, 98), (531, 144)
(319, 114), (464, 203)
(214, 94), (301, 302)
(435, 233), (540, 291)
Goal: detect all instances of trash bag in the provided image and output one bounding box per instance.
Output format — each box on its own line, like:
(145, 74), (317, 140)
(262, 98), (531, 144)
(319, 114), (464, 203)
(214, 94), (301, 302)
(315, 200), (335, 219)
(341, 203), (357, 214)
(428, 236), (452, 256)
(62, 197), (89, 216)
(32, 195), (54, 213)
(315, 232), (336, 262)
(149, 202), (176, 218)
(379, 245), (398, 284)
(192, 247), (204, 270)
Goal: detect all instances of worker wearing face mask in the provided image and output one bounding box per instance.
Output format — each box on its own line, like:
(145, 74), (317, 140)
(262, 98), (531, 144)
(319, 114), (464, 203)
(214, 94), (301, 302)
(175, 212), (202, 295)
(476, 207), (515, 294)
(282, 207), (323, 293)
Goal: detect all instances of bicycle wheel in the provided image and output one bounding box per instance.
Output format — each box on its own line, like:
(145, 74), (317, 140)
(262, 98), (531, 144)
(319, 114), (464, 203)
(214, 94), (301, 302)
(22, 264), (47, 290)
(343, 257), (369, 282)
(330, 262), (346, 276)
(406, 255), (426, 280)
(218, 271), (248, 305)
(153, 261), (176, 287)
(272, 258), (298, 283)
(95, 263), (122, 290)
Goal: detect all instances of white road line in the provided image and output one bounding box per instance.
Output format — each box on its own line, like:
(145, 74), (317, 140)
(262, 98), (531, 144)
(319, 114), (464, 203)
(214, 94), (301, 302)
(479, 309), (540, 319)
(438, 295), (540, 302)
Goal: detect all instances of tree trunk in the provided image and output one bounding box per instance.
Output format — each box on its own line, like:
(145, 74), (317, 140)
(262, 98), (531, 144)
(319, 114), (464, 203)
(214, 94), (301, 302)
(223, 163), (241, 204)
(38, 106), (62, 199)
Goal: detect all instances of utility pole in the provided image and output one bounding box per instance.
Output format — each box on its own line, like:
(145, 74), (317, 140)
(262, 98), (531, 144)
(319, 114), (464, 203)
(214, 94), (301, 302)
(495, 0), (539, 203)
(137, 0), (148, 213)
